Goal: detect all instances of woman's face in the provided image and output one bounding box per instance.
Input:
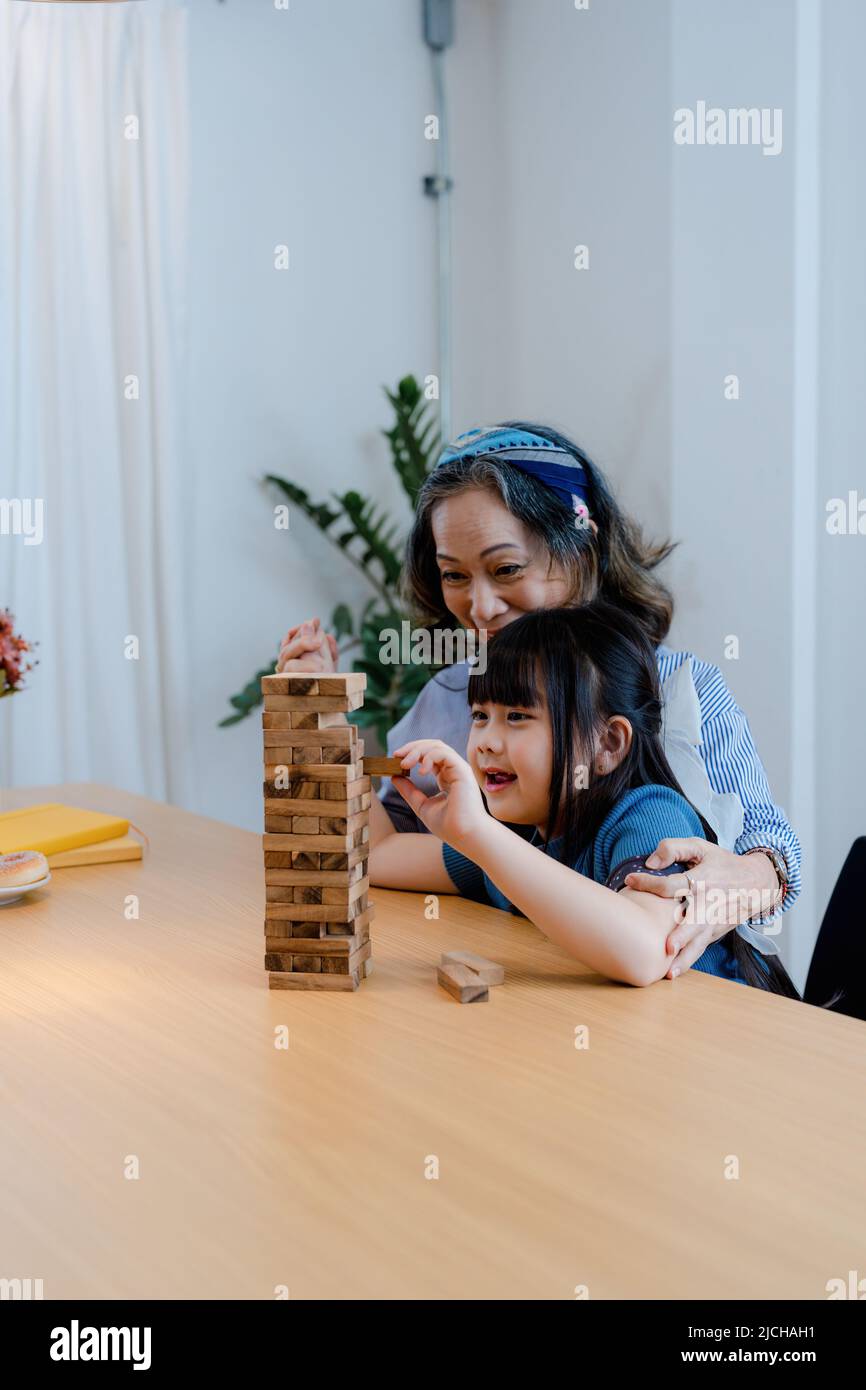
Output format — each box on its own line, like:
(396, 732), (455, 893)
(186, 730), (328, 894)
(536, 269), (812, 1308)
(431, 488), (574, 633)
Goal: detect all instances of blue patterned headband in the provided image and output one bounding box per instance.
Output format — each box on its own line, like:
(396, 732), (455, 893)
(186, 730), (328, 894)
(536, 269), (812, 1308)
(436, 426), (592, 525)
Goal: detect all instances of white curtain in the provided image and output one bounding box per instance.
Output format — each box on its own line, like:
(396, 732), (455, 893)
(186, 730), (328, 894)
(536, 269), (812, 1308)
(0, 0), (194, 806)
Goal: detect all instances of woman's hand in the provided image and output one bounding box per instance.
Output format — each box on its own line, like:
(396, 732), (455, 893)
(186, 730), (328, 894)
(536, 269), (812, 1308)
(390, 739), (488, 853)
(276, 617), (338, 674)
(624, 838), (781, 978)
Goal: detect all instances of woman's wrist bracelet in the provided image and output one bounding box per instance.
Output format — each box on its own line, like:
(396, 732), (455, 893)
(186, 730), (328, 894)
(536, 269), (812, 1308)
(743, 846), (788, 917)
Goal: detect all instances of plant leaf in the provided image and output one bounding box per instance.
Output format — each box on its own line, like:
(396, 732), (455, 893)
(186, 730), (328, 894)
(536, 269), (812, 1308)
(331, 604), (353, 638)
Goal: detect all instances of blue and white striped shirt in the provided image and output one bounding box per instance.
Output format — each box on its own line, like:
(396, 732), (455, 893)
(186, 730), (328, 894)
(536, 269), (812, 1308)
(379, 644), (801, 924)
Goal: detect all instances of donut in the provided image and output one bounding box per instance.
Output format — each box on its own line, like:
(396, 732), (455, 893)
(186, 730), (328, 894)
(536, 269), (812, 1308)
(0, 850), (49, 887)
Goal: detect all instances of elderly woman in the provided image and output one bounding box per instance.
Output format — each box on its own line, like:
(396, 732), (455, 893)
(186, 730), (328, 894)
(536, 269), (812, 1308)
(277, 423), (799, 979)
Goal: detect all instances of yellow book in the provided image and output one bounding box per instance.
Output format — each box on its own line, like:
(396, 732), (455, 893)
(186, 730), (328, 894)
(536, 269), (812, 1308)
(0, 803), (130, 857)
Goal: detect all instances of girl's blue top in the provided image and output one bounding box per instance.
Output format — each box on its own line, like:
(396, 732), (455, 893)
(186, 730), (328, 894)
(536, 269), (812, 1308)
(441, 784), (770, 988)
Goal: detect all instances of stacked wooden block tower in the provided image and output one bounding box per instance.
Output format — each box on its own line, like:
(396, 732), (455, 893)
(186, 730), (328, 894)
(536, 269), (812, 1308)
(261, 671), (373, 991)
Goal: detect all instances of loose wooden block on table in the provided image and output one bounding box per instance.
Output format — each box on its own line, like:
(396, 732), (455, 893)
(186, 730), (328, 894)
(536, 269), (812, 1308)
(437, 961), (490, 1004)
(441, 951), (505, 986)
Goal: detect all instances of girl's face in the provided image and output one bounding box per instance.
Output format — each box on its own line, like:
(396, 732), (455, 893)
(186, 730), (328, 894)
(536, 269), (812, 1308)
(431, 488), (576, 633)
(466, 692), (556, 833)
(467, 682), (634, 840)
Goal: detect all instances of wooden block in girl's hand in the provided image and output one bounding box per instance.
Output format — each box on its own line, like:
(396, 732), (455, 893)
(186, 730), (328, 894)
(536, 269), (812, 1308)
(437, 962), (489, 1004)
(441, 951), (505, 985)
(363, 756), (406, 777)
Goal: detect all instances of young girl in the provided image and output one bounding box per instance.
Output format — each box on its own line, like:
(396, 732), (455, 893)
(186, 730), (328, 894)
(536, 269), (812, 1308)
(369, 603), (799, 995)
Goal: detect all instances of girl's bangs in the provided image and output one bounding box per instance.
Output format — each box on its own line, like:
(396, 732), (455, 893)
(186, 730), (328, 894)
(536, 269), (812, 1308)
(467, 635), (544, 709)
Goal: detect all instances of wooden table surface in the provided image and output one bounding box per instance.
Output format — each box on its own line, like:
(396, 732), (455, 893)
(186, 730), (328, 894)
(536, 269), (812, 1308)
(1, 783), (864, 1300)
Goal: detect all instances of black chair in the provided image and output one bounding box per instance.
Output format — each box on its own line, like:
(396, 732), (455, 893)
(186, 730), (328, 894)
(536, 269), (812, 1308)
(803, 838), (866, 1020)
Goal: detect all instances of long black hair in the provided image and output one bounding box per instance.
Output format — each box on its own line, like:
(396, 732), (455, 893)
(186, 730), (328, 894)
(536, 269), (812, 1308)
(467, 602), (800, 998)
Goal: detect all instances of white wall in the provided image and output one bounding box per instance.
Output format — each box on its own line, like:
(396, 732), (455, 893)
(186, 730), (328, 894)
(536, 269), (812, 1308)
(451, 0), (674, 545)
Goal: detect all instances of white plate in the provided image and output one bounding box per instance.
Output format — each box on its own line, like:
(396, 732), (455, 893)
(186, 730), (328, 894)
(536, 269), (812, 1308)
(0, 872), (52, 905)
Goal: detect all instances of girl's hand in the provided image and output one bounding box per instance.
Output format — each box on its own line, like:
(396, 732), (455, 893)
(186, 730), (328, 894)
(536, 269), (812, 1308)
(276, 617), (338, 674)
(390, 739), (488, 852)
(624, 838), (781, 978)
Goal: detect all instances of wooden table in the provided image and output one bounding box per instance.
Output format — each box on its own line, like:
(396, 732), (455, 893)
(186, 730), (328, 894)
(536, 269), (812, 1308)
(1, 783), (864, 1300)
